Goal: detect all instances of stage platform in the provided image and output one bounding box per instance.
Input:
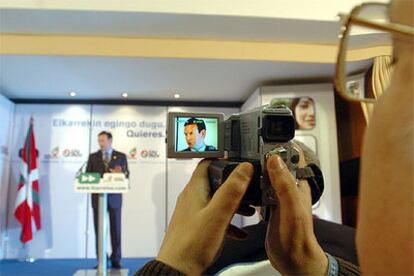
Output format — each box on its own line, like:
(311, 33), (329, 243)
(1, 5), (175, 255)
(0, 257), (152, 276)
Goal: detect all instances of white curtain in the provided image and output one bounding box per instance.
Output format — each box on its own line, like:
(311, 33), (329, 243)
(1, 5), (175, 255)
(361, 55), (393, 123)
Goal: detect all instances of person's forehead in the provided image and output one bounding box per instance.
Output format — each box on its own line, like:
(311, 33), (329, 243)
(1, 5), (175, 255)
(298, 98), (311, 104)
(184, 124), (197, 129)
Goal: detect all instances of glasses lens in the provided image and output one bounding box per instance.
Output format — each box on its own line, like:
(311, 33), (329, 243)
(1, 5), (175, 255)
(343, 4), (393, 100)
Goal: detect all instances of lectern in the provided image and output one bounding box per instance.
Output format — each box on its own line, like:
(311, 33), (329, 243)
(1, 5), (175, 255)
(74, 173), (129, 276)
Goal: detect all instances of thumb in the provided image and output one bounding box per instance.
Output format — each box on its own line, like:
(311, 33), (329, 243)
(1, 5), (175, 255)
(267, 155), (300, 208)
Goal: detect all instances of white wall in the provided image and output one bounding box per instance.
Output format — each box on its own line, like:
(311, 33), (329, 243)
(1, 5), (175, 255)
(241, 88), (261, 112)
(0, 94), (15, 260)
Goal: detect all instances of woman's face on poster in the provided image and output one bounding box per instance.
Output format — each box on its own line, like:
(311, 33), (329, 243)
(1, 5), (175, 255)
(294, 97), (315, 130)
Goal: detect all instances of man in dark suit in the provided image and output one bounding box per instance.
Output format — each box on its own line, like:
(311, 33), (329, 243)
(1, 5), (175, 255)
(180, 117), (217, 152)
(86, 131), (129, 269)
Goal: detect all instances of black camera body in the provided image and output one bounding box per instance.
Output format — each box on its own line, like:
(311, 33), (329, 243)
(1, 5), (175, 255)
(208, 104), (300, 206)
(166, 103), (322, 209)
(208, 159), (263, 206)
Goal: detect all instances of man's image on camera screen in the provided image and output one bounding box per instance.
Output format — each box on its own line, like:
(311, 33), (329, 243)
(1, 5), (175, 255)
(181, 118), (217, 152)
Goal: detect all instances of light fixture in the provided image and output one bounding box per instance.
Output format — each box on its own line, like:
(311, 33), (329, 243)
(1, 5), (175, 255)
(173, 93), (181, 99)
(121, 92), (128, 98)
(69, 91), (77, 97)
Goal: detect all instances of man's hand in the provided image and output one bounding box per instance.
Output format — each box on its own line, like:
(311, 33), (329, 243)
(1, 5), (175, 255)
(110, 166), (122, 173)
(265, 148), (328, 275)
(157, 160), (254, 275)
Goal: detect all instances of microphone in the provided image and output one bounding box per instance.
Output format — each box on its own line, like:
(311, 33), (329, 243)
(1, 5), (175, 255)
(75, 162), (87, 178)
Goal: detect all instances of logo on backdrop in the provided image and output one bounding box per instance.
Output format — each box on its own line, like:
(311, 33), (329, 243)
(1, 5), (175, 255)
(0, 145), (8, 156)
(43, 146), (83, 160)
(129, 147), (138, 159)
(140, 149), (160, 158)
(62, 148), (82, 158)
(127, 147), (160, 160)
(44, 146), (59, 159)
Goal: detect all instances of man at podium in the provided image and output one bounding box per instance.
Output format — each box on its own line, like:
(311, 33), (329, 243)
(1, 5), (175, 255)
(86, 131), (129, 269)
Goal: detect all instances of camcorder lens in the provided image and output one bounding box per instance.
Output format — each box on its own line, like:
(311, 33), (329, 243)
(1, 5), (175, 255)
(263, 115), (295, 142)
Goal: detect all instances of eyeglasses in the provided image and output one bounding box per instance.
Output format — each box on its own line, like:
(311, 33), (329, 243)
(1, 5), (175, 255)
(335, 2), (414, 103)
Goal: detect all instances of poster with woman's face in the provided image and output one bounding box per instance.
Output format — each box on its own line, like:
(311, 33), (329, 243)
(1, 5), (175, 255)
(272, 97), (316, 130)
(346, 73), (365, 99)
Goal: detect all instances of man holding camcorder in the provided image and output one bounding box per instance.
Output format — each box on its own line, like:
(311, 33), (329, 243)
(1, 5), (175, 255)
(136, 0), (413, 274)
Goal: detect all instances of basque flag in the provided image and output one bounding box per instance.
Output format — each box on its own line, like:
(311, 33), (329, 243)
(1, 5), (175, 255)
(14, 117), (41, 243)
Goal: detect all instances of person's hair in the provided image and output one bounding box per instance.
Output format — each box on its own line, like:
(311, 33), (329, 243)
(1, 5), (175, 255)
(289, 97), (313, 113)
(289, 98), (301, 129)
(98, 131), (113, 140)
(289, 97), (314, 129)
(184, 118), (206, 133)
(289, 98), (300, 112)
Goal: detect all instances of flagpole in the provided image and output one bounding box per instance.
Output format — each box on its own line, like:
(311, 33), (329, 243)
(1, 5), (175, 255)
(18, 241), (35, 263)
(26, 116), (36, 263)
(24, 243), (35, 263)
(14, 117), (40, 263)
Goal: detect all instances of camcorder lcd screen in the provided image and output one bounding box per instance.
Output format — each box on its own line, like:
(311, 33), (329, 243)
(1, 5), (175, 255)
(167, 113), (224, 158)
(174, 117), (218, 152)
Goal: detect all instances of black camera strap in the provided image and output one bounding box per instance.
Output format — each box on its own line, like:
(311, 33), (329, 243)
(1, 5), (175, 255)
(296, 164), (324, 205)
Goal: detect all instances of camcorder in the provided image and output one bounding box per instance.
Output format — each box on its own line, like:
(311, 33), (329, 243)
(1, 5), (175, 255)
(167, 103), (323, 213)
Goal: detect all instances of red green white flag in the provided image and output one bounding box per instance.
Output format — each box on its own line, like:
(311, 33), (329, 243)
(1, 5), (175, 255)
(14, 117), (41, 243)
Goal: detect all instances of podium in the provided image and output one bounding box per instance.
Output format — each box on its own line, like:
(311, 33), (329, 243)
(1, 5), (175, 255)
(73, 173), (129, 276)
